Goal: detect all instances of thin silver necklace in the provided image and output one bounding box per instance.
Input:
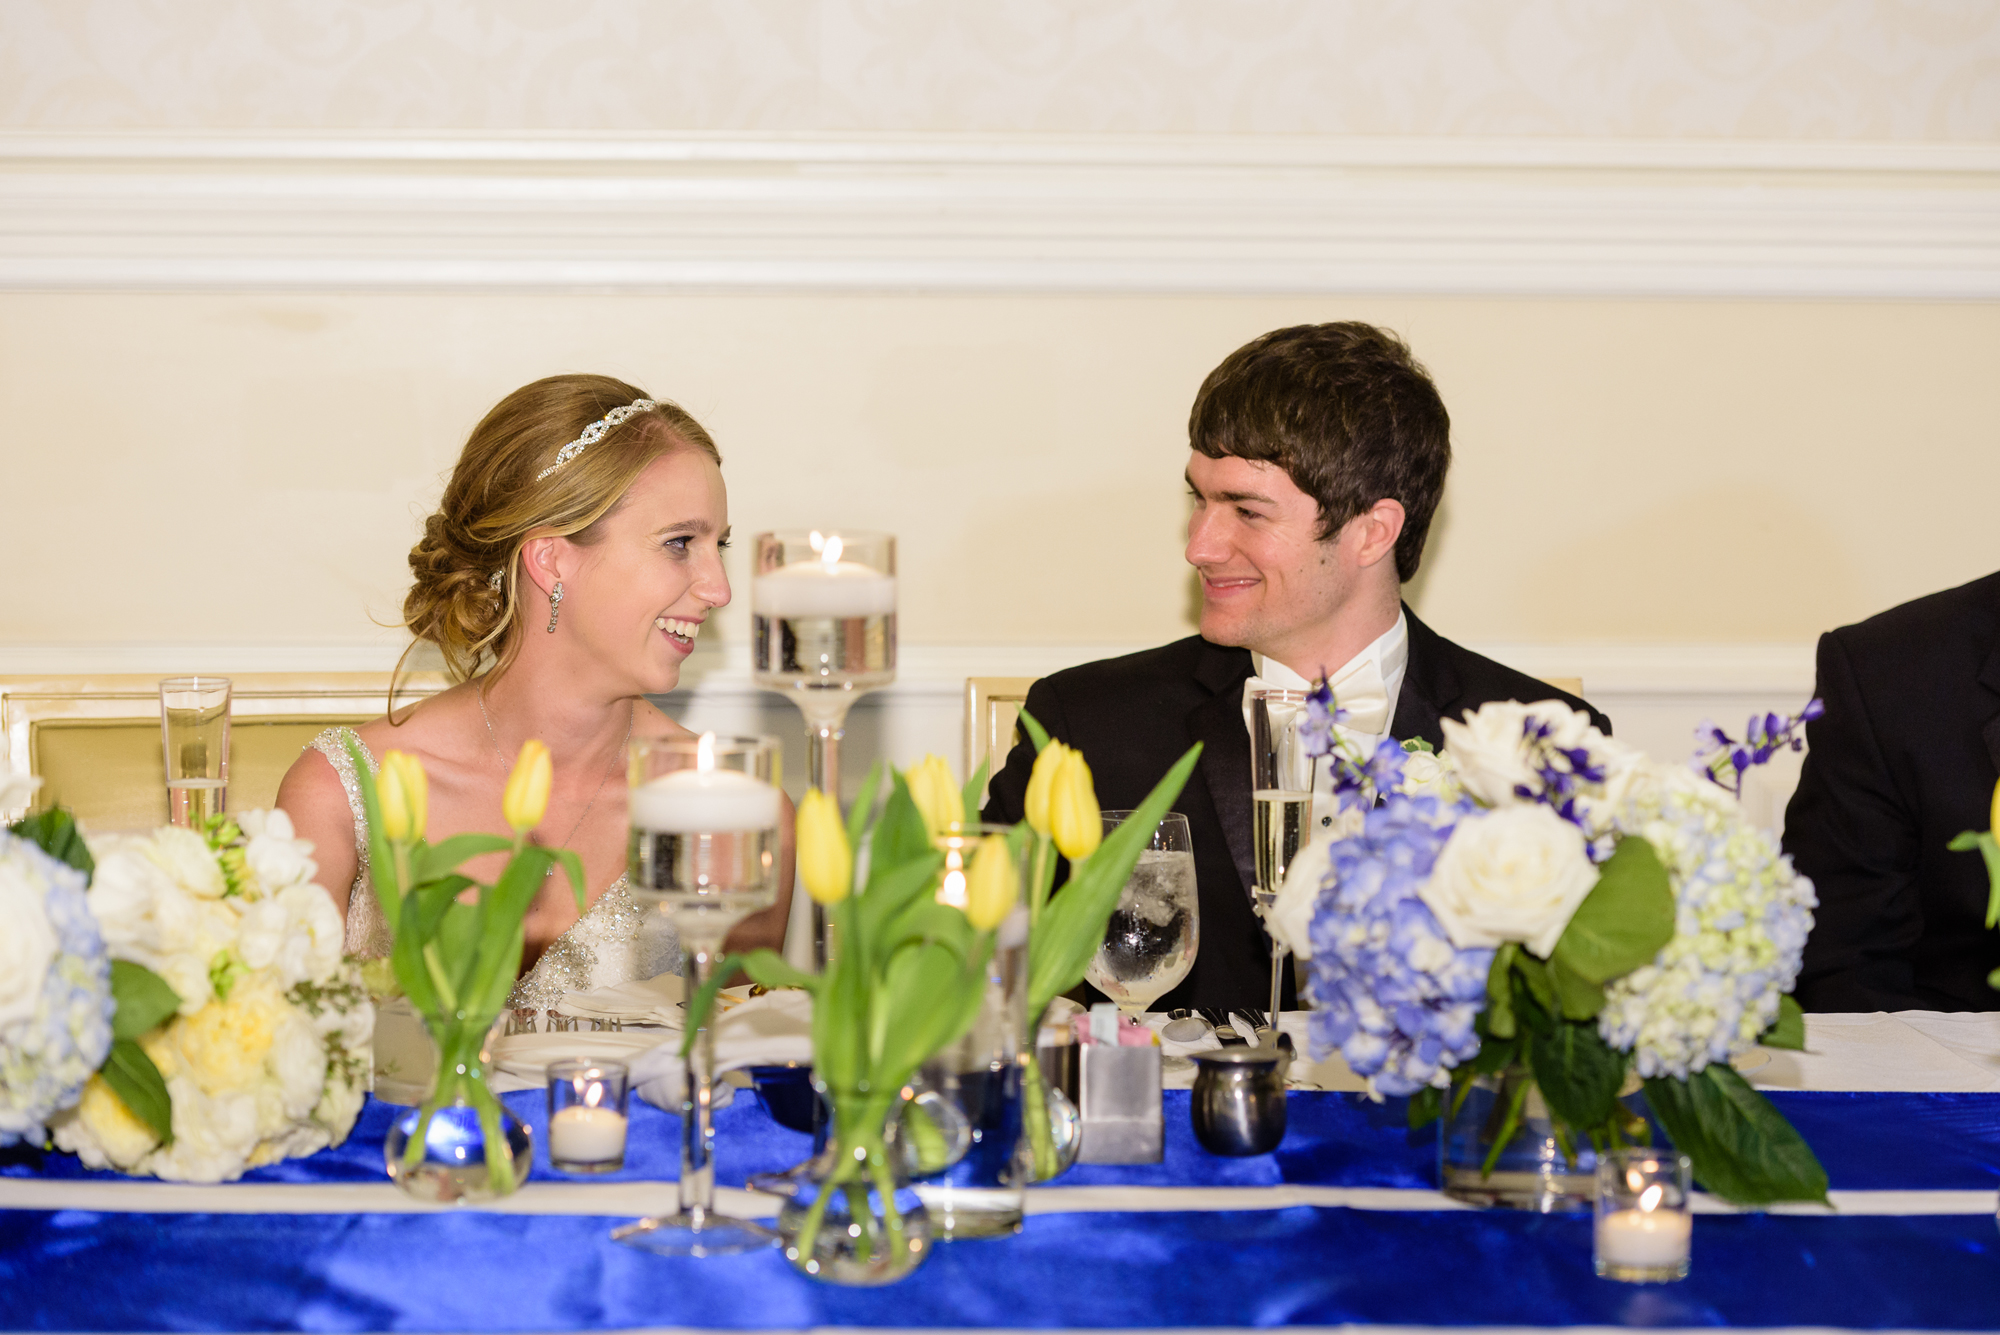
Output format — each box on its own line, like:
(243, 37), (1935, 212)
(477, 686), (633, 875)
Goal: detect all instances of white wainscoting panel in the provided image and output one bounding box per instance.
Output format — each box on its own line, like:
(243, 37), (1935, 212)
(2, 133), (1996, 298)
(0, 639), (1822, 833)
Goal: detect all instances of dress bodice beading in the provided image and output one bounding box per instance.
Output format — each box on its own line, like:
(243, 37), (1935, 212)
(304, 727), (680, 1012)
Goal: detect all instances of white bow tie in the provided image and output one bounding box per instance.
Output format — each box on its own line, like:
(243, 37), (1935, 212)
(1243, 653), (1392, 746)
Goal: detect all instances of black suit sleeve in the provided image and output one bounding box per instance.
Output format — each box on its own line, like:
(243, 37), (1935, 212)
(982, 677), (1073, 827)
(1785, 631), (1927, 1012)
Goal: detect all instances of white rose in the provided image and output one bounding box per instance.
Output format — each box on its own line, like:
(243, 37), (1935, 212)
(147, 1077), (260, 1183)
(0, 759), (41, 814)
(0, 859), (58, 1026)
(1396, 749), (1464, 804)
(1419, 804), (1598, 957)
(1267, 830), (1334, 961)
(270, 1010), (328, 1122)
(240, 811), (318, 894)
(1440, 702), (1543, 807)
(144, 826), (228, 900)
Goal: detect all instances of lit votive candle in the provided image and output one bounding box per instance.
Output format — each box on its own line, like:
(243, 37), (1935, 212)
(546, 1059), (630, 1174)
(751, 559), (897, 619)
(1594, 1149), (1692, 1283)
(628, 765), (782, 834)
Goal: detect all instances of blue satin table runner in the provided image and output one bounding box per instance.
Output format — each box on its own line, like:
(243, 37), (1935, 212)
(4, 1088), (1997, 1330)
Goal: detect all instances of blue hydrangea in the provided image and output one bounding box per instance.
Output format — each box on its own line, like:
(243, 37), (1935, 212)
(0, 831), (115, 1146)
(1303, 793), (1493, 1096)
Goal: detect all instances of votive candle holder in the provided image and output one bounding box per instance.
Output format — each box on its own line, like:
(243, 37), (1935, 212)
(547, 1059), (631, 1174)
(1594, 1148), (1692, 1283)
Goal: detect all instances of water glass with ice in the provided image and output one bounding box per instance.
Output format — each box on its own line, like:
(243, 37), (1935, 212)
(1084, 812), (1198, 1020)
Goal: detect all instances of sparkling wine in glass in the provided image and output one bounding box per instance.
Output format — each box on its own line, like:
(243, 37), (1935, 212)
(1084, 813), (1198, 1018)
(1250, 689), (1313, 1037)
(159, 676), (231, 828)
(614, 733), (782, 1258)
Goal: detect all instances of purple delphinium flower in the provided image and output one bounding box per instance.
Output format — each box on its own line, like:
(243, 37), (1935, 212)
(1298, 676), (1341, 759)
(1691, 698), (1825, 796)
(1303, 792), (1492, 1096)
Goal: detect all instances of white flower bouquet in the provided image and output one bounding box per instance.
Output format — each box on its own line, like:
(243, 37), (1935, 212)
(2, 788), (372, 1184)
(1272, 692), (1827, 1206)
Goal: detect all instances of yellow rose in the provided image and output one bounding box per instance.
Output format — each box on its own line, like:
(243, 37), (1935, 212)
(75, 1074), (161, 1169)
(905, 754), (964, 839)
(963, 834), (1020, 932)
(1023, 741), (1070, 835)
(170, 977), (286, 1097)
(1049, 747), (1103, 861)
(502, 739), (553, 833)
(377, 749), (429, 842)
(796, 788), (852, 906)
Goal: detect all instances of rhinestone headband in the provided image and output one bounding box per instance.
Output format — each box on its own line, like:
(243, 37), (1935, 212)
(534, 398), (658, 482)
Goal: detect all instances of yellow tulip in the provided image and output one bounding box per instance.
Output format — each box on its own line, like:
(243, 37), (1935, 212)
(1023, 740), (1069, 835)
(906, 754), (964, 839)
(378, 749), (429, 842)
(1048, 747), (1103, 861)
(963, 834), (1020, 932)
(797, 788), (853, 906)
(502, 739), (552, 833)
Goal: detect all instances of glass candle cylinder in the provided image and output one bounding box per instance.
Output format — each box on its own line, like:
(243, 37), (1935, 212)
(547, 1059), (631, 1174)
(1594, 1148), (1693, 1283)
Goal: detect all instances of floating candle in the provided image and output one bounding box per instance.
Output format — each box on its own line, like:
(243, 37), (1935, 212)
(1595, 1207), (1692, 1270)
(548, 1104), (627, 1166)
(628, 766), (782, 834)
(752, 560), (897, 618)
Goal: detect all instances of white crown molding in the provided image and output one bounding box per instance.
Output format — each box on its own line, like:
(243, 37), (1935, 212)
(1, 131), (1995, 298)
(0, 639), (1817, 697)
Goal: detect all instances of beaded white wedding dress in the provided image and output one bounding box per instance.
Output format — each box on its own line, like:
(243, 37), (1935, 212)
(307, 727), (681, 1011)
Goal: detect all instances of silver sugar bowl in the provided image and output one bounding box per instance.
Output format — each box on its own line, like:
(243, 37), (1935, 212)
(1189, 1046), (1288, 1156)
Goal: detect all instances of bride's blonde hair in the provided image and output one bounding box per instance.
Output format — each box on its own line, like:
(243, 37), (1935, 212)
(399, 374), (721, 692)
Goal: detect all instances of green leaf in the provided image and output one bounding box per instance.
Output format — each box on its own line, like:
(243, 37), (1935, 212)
(1483, 945), (1518, 1040)
(1644, 1064), (1829, 1205)
(679, 951), (748, 1058)
(1547, 953), (1607, 1021)
(1760, 994), (1806, 1051)
(109, 961), (181, 1042)
(960, 758), (990, 822)
(345, 736), (403, 938)
(1468, 1034), (1519, 1076)
(101, 1038), (173, 1145)
(1512, 952), (1560, 1022)
(8, 808), (95, 877)
(875, 937), (992, 1094)
(844, 761), (885, 860)
(1026, 742), (1201, 1021)
(1551, 835), (1675, 984)
(901, 1097), (953, 1176)
(1949, 831), (2000, 928)
(413, 833), (514, 885)
(1017, 708), (1052, 754)
(1528, 1019), (1628, 1130)
(1407, 1085), (1443, 1129)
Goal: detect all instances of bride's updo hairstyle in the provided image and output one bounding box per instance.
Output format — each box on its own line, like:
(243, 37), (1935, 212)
(401, 373), (721, 687)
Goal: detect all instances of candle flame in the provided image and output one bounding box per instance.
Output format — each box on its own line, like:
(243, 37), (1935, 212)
(1638, 1184), (1663, 1213)
(584, 1083), (603, 1108)
(821, 534), (844, 567)
(696, 731), (716, 772)
(808, 529), (825, 553)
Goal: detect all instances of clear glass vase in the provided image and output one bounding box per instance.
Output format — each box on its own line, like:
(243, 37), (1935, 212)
(383, 1013), (530, 1204)
(1022, 1053), (1081, 1182)
(1439, 1063), (1599, 1212)
(779, 1086), (933, 1285)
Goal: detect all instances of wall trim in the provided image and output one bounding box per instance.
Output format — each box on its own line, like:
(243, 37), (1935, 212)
(2, 131), (1995, 298)
(0, 640), (1818, 699)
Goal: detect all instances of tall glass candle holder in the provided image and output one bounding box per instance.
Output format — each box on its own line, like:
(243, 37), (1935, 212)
(612, 733), (782, 1257)
(750, 530), (896, 965)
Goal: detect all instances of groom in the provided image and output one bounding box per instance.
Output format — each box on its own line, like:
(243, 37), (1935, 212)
(984, 322), (1609, 1013)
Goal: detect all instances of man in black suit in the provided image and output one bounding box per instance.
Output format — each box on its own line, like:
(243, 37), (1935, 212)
(984, 322), (1608, 1012)
(1785, 571), (2000, 1012)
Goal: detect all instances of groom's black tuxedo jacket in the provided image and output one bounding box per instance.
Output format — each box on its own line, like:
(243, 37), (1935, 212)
(1785, 570), (2000, 1013)
(982, 607), (1610, 1012)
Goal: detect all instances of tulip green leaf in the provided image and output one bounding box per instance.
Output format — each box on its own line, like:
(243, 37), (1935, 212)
(110, 961), (181, 1043)
(414, 834), (513, 886)
(845, 761), (885, 859)
(1551, 836), (1674, 985)
(102, 1038), (174, 1145)
(1947, 830), (2000, 928)
(961, 758), (990, 824)
(1017, 708), (1052, 754)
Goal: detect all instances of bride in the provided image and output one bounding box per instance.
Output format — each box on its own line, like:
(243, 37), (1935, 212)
(277, 374), (794, 1012)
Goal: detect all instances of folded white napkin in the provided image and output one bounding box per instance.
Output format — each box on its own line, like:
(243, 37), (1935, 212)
(552, 973), (686, 1027)
(629, 989), (815, 1111)
(488, 1029), (670, 1094)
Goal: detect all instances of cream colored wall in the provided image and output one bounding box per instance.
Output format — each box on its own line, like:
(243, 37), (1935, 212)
(2, 291), (1995, 655)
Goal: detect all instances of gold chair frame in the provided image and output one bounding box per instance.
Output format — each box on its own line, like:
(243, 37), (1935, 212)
(1, 672), (448, 833)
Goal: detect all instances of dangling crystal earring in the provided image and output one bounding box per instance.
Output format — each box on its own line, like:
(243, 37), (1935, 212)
(547, 581), (563, 633)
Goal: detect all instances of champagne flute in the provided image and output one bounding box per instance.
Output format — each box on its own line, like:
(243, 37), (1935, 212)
(1251, 689), (1313, 1039)
(1084, 813), (1199, 1028)
(613, 733), (782, 1257)
(159, 676), (231, 828)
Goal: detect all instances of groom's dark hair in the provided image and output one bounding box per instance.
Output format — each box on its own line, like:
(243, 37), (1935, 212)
(1188, 322), (1451, 581)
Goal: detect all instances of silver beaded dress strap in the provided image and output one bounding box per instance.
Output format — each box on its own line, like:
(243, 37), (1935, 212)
(301, 726), (682, 1010)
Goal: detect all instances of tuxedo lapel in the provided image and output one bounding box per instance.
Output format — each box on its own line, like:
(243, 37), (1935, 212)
(1189, 641), (1257, 901)
(1389, 605), (1461, 749)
